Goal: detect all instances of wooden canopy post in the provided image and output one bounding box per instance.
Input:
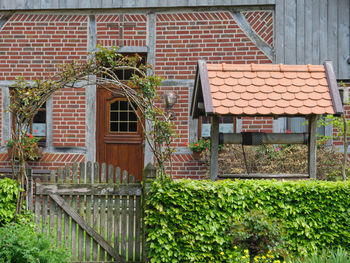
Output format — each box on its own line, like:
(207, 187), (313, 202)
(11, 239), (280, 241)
(210, 116), (219, 181)
(308, 115), (318, 179)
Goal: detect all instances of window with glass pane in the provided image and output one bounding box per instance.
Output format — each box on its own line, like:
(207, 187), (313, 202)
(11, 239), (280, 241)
(109, 100), (138, 133)
(201, 116), (236, 138)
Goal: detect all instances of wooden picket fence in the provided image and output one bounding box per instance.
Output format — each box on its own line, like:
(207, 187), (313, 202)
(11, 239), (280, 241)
(29, 162), (156, 263)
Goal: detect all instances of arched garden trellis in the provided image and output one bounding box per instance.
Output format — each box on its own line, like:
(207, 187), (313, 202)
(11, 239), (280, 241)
(191, 60), (343, 181)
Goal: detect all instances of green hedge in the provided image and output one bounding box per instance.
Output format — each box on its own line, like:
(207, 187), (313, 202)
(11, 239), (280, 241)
(0, 178), (19, 226)
(145, 179), (350, 262)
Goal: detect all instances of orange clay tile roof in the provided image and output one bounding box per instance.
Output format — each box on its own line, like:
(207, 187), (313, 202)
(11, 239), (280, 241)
(191, 61), (343, 117)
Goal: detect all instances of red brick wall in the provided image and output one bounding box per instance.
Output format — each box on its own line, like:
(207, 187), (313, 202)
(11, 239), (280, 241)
(0, 14), (88, 80)
(97, 14), (147, 47)
(0, 152), (85, 171)
(52, 88), (86, 147)
(333, 82), (350, 146)
(155, 11), (272, 80)
(242, 11), (274, 47)
(241, 117), (274, 133)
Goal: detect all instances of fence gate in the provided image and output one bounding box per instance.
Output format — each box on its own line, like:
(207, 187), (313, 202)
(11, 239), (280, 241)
(33, 162), (145, 263)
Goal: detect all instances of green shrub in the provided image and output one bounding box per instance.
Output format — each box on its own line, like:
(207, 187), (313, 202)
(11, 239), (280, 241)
(145, 179), (350, 262)
(229, 210), (284, 263)
(0, 178), (19, 226)
(0, 222), (71, 263)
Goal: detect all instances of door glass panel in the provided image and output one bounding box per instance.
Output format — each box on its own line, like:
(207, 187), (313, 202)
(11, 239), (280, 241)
(109, 100), (138, 133)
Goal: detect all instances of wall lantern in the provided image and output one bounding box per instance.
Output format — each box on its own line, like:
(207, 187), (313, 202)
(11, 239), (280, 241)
(164, 91), (177, 120)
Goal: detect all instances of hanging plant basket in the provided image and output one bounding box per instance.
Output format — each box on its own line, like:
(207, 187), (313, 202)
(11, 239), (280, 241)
(192, 151), (202, 160)
(7, 147), (44, 161)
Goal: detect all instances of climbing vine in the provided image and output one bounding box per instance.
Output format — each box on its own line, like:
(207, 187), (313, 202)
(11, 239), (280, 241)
(8, 46), (175, 215)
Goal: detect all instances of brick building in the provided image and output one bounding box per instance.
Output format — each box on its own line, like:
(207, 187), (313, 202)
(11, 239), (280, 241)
(0, 0), (349, 180)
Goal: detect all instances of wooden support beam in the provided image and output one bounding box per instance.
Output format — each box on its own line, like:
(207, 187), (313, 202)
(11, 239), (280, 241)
(308, 115), (318, 179)
(36, 183), (142, 196)
(210, 116), (219, 181)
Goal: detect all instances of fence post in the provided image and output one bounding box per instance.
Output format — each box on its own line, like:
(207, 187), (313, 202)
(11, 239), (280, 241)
(142, 163), (156, 263)
(26, 168), (33, 211)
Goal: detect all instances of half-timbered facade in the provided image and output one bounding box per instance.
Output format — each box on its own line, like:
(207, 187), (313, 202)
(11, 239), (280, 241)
(0, 0), (349, 178)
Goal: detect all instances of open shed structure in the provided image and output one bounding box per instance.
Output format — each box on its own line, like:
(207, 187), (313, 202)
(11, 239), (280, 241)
(191, 60), (343, 181)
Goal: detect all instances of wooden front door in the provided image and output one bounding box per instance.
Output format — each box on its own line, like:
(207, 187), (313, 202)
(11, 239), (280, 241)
(97, 86), (144, 181)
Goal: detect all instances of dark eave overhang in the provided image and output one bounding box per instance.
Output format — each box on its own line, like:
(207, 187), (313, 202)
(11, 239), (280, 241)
(324, 61), (344, 116)
(198, 60), (213, 115)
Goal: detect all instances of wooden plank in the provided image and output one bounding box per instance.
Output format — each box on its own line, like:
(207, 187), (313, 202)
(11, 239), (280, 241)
(275, 0), (285, 63)
(92, 162), (99, 261)
(319, 0), (328, 63)
(71, 163), (78, 261)
(296, 0), (305, 64)
(338, 0), (350, 79)
(56, 167), (63, 248)
(99, 163), (107, 261)
(114, 167), (121, 257)
(121, 171), (128, 260)
(308, 115), (318, 179)
(49, 171), (56, 235)
(304, 0), (313, 63)
(42, 175), (48, 234)
(49, 194), (126, 262)
(218, 173), (310, 178)
(284, 0), (296, 64)
(63, 165), (70, 250)
(327, 0), (338, 73)
(34, 178), (41, 226)
(107, 165), (114, 262)
(128, 175), (135, 262)
(210, 116), (219, 181)
(36, 183), (142, 196)
(311, 0), (320, 64)
(84, 162), (92, 261)
(77, 163), (84, 262)
(135, 190), (141, 261)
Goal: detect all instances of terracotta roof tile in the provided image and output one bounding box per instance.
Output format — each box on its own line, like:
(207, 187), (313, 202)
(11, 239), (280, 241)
(305, 78), (319, 86)
(252, 78), (265, 86)
(204, 62), (336, 116)
(238, 78), (252, 86)
(220, 85), (233, 93)
(297, 72), (311, 79)
(269, 92), (282, 101)
(265, 78), (279, 86)
(292, 78), (306, 86)
(279, 78), (292, 86)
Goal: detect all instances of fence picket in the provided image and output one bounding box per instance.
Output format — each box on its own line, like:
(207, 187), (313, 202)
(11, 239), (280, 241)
(56, 167), (63, 248)
(128, 174), (135, 261)
(107, 165), (113, 262)
(77, 162), (84, 261)
(114, 166), (121, 257)
(49, 170), (56, 236)
(63, 165), (70, 250)
(84, 162), (92, 261)
(71, 163), (78, 261)
(121, 170), (128, 260)
(99, 163), (107, 261)
(33, 161), (145, 263)
(92, 162), (99, 261)
(42, 175), (48, 234)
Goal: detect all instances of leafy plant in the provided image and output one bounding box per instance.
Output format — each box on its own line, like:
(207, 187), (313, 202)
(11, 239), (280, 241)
(6, 133), (41, 161)
(0, 222), (71, 263)
(0, 178), (19, 226)
(229, 210), (284, 263)
(187, 138), (223, 153)
(145, 179), (350, 262)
